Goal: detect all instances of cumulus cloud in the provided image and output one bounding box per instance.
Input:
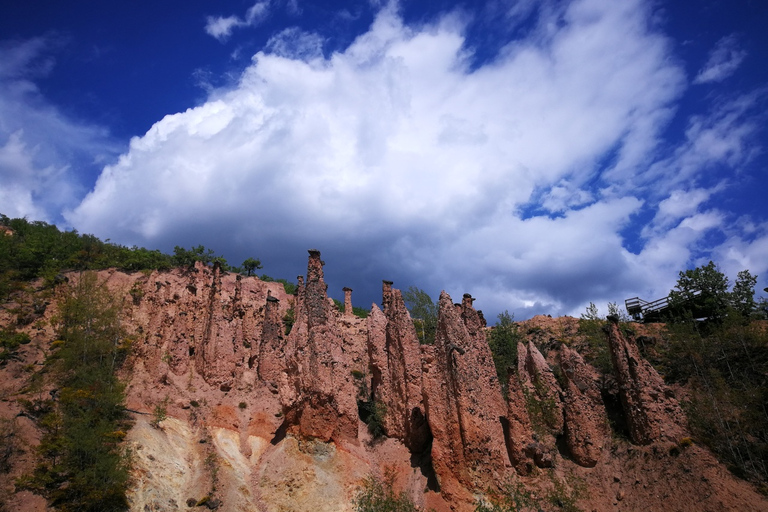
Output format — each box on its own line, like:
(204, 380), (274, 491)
(65, 0), (766, 318)
(694, 35), (746, 84)
(205, 1), (272, 41)
(0, 38), (118, 221)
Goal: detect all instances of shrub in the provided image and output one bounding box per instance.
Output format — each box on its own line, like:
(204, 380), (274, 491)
(363, 400), (387, 439)
(654, 313), (768, 485)
(403, 287), (437, 345)
(475, 480), (534, 512)
(353, 468), (421, 512)
(283, 307), (295, 335)
(151, 399), (168, 429)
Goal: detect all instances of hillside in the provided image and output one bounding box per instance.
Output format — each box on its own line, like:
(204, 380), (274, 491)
(1, 250), (767, 511)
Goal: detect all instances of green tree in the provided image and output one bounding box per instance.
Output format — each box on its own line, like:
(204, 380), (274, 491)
(731, 269), (757, 318)
(487, 311), (521, 398)
(172, 245), (227, 268)
(668, 261), (730, 321)
(19, 272), (132, 511)
(578, 303), (612, 374)
(580, 302), (600, 321)
(242, 257), (262, 276)
(403, 286), (437, 345)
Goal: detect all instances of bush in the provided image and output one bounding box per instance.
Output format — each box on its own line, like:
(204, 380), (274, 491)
(353, 469), (422, 512)
(283, 307), (295, 335)
(362, 400), (387, 439)
(475, 480), (534, 512)
(0, 329), (31, 363)
(151, 398), (168, 429)
(403, 287), (437, 345)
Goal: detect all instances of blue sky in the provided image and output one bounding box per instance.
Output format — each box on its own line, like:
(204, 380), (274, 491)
(1, 0), (767, 320)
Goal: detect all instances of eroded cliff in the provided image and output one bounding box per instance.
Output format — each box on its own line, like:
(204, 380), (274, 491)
(1, 252), (766, 512)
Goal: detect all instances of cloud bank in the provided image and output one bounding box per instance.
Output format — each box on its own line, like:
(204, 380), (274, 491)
(63, 0), (766, 318)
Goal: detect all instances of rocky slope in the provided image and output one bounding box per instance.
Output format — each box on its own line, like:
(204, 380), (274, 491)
(1, 252), (767, 511)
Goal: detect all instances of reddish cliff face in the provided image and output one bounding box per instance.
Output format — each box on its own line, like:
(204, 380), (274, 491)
(605, 317), (688, 445)
(421, 291), (509, 497)
(2, 254), (767, 512)
(521, 340), (565, 435)
(504, 371), (536, 474)
(125, 260), (291, 388)
(560, 344), (610, 467)
(257, 291), (285, 384)
(367, 283), (429, 452)
(281, 250), (359, 443)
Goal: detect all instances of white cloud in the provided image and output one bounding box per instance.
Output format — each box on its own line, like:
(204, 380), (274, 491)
(205, 16), (243, 41)
(694, 35), (746, 84)
(540, 181), (594, 213)
(265, 28), (324, 60)
(634, 92), (762, 195)
(0, 38), (118, 222)
(205, 1), (272, 41)
(63, 0), (766, 317)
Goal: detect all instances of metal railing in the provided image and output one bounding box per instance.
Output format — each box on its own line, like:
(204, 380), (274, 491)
(625, 290), (701, 321)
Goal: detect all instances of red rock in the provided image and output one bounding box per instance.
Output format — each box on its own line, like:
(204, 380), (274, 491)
(367, 284), (429, 451)
(522, 341), (564, 435)
(422, 291), (508, 495)
(559, 345), (609, 467)
(605, 318), (688, 444)
(127, 261), (288, 386)
(257, 291), (285, 383)
(504, 371), (536, 474)
(343, 287), (353, 317)
(280, 250), (359, 443)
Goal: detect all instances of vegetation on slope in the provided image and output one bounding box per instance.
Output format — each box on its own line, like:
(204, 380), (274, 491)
(575, 264), (767, 488)
(487, 311), (521, 399)
(353, 469), (424, 512)
(658, 263), (768, 486)
(17, 272), (133, 511)
(0, 214), (296, 300)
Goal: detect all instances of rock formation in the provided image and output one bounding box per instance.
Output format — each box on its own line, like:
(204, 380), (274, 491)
(519, 340), (565, 435)
(127, 261), (288, 387)
(367, 282), (429, 452)
(605, 316), (688, 444)
(559, 344), (609, 467)
(504, 371), (536, 474)
(281, 250), (359, 442)
(3, 251), (766, 512)
(256, 291), (284, 384)
(421, 291), (509, 495)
